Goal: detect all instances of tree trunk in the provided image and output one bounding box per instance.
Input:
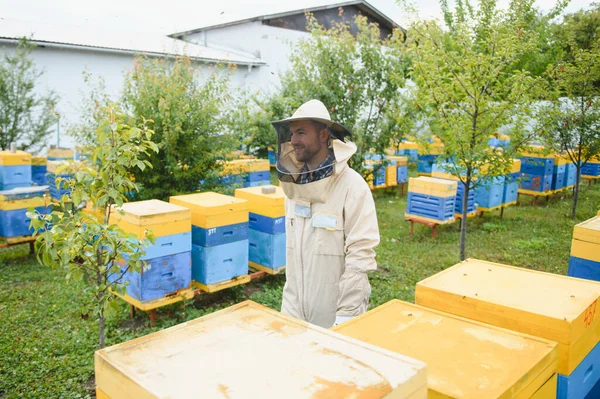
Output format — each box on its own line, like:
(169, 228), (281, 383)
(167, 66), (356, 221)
(99, 304), (105, 349)
(459, 179), (469, 261)
(572, 167), (581, 219)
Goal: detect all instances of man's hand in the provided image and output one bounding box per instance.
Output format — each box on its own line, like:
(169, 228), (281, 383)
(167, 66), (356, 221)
(333, 315), (354, 326)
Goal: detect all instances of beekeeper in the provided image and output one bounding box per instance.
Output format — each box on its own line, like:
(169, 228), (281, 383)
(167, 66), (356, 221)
(272, 99), (380, 328)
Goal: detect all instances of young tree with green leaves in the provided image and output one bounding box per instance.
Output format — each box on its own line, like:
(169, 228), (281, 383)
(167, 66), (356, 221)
(29, 105), (158, 348)
(407, 0), (542, 260)
(0, 38), (58, 153)
(540, 44), (600, 218)
(122, 56), (237, 200)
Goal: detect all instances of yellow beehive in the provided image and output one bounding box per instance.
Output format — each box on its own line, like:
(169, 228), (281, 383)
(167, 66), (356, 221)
(386, 155), (409, 166)
(95, 301), (428, 399)
(0, 150), (31, 166)
(169, 192), (248, 229)
(500, 134), (511, 141)
(333, 300), (558, 398)
(418, 141), (444, 155)
(385, 165), (398, 187)
(397, 141), (419, 150)
(510, 159), (522, 174)
(47, 147), (74, 160)
(408, 176), (457, 198)
(234, 186), (285, 218)
(109, 199), (191, 239)
(31, 156), (47, 166)
(0, 187), (50, 210)
(220, 159), (270, 175)
(571, 216), (600, 262)
(415, 259), (600, 375)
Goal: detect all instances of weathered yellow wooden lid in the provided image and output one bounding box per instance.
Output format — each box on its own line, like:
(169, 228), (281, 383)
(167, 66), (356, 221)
(170, 192), (248, 216)
(235, 186), (285, 207)
(31, 156), (47, 166)
(510, 159), (522, 174)
(409, 176), (458, 192)
(385, 155), (409, 165)
(416, 259), (600, 375)
(397, 141), (418, 150)
(333, 300), (557, 398)
(47, 148), (74, 159)
(111, 200), (190, 225)
(94, 301), (427, 399)
(0, 150), (32, 166)
(573, 216), (600, 244)
(521, 146), (554, 159)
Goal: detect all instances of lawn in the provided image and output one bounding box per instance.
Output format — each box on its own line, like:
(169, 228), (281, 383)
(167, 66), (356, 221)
(1, 179), (599, 398)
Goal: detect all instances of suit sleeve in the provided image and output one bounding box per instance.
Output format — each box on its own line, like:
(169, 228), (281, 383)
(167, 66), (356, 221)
(336, 183), (380, 317)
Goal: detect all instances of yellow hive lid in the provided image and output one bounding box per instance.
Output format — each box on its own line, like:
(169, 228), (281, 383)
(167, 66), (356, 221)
(574, 216), (600, 244)
(46, 160), (71, 174)
(521, 146), (553, 159)
(500, 134), (510, 140)
(0, 150), (32, 166)
(170, 192), (248, 216)
(409, 176), (457, 192)
(416, 258), (600, 375)
(385, 155), (409, 165)
(31, 156), (47, 166)
(234, 186), (285, 207)
(95, 301), (428, 398)
(554, 155), (568, 166)
(112, 199), (191, 225)
(397, 141), (419, 150)
(333, 300), (557, 399)
(510, 158), (522, 174)
(47, 148), (74, 158)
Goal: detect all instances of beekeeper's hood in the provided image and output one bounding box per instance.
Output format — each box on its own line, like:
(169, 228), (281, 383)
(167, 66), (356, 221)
(271, 100), (357, 203)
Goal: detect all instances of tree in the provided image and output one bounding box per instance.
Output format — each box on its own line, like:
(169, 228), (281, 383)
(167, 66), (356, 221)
(29, 105), (159, 348)
(241, 12), (410, 177)
(407, 0), (542, 260)
(540, 44), (600, 218)
(0, 38), (58, 153)
(122, 56), (237, 200)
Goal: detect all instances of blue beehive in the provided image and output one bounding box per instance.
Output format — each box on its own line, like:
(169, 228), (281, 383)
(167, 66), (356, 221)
(31, 156), (47, 186)
(0, 150), (32, 191)
(520, 156), (555, 176)
(557, 340), (600, 399)
(552, 165), (566, 191)
(235, 186), (285, 272)
(474, 176), (505, 210)
(455, 181), (476, 216)
(170, 192), (249, 286)
(405, 177), (458, 223)
(582, 162), (600, 177)
(519, 173), (553, 192)
(503, 173), (520, 205)
(0, 186), (50, 238)
(397, 165), (408, 184)
(417, 154), (438, 175)
(267, 148), (276, 166)
(565, 163), (577, 188)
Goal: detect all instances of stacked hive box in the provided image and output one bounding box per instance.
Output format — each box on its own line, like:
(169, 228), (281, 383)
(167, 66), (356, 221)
(47, 147), (74, 161)
(582, 157), (600, 179)
(47, 161), (72, 201)
(31, 156), (47, 186)
(365, 161), (386, 189)
(170, 193), (249, 289)
(385, 159), (398, 187)
(74, 147), (91, 161)
(487, 135), (501, 148)
(267, 147), (276, 167)
(416, 259), (600, 399)
(474, 176), (505, 211)
(235, 186), (285, 274)
(333, 299), (558, 398)
(94, 301), (428, 399)
(520, 148), (554, 194)
(564, 160), (577, 189)
(386, 155), (409, 184)
(552, 155), (568, 191)
(396, 141), (418, 161)
(405, 177), (457, 224)
(499, 134), (511, 148)
(568, 216), (600, 282)
(0, 150), (32, 190)
(0, 186), (50, 240)
(221, 159), (271, 187)
(431, 163), (477, 217)
(109, 200), (192, 303)
(503, 159), (521, 207)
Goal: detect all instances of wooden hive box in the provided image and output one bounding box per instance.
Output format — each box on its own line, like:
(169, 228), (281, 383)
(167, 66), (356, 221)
(95, 301), (428, 399)
(170, 192), (248, 229)
(0, 150), (32, 166)
(415, 259), (600, 376)
(109, 199), (191, 239)
(333, 300), (558, 398)
(234, 185), (285, 218)
(408, 176), (457, 198)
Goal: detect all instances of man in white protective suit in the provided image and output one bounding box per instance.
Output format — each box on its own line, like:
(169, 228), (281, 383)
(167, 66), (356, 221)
(272, 99), (380, 328)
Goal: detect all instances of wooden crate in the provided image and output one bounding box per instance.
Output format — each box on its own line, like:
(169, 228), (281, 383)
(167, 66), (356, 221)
(170, 192), (248, 229)
(332, 300), (557, 398)
(415, 259), (600, 376)
(109, 200), (191, 239)
(95, 301), (428, 398)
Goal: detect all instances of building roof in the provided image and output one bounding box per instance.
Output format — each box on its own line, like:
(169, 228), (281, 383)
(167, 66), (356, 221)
(0, 18), (264, 65)
(170, 0), (401, 37)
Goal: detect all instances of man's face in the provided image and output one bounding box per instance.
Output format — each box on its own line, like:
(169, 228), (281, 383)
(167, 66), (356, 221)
(289, 120), (327, 163)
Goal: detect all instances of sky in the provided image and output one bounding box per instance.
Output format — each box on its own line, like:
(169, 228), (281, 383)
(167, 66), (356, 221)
(0, 0), (595, 35)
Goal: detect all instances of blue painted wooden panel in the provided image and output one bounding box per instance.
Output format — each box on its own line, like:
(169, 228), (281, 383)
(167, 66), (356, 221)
(417, 155), (438, 174)
(365, 153), (385, 161)
(521, 157), (555, 175)
(552, 172), (566, 191)
(373, 166), (386, 186)
(48, 173), (73, 199)
(0, 206), (50, 237)
(191, 222), (248, 247)
(519, 173), (553, 192)
(582, 163), (600, 177)
(396, 149), (418, 161)
(140, 232), (192, 260)
(0, 187), (47, 201)
(568, 257), (600, 281)
(246, 171), (270, 182)
(268, 150), (276, 166)
(120, 251), (192, 302)
(191, 241), (249, 285)
(248, 229), (286, 268)
(0, 165), (32, 187)
(565, 164), (577, 187)
(32, 166), (47, 186)
(586, 379), (600, 399)
(558, 340), (600, 399)
(502, 181), (519, 205)
(245, 180), (271, 187)
(475, 176), (505, 209)
(397, 166), (408, 183)
(455, 182), (476, 214)
(47, 156), (73, 161)
(249, 213), (285, 235)
(406, 192), (455, 221)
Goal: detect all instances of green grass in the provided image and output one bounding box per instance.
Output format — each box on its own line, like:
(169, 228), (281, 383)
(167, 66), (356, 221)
(1, 178), (599, 398)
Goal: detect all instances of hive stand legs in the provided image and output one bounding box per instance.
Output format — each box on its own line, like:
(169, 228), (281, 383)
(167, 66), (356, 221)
(500, 207), (505, 219)
(29, 241), (34, 254)
(130, 305), (136, 319)
(149, 309), (157, 327)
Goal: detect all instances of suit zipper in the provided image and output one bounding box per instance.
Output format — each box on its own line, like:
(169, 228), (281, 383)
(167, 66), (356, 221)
(299, 216), (306, 319)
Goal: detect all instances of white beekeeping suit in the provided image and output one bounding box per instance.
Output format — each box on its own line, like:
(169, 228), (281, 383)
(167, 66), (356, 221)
(272, 99), (380, 328)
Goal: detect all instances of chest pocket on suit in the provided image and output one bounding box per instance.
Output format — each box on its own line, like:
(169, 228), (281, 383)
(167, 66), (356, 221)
(313, 213), (345, 256)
